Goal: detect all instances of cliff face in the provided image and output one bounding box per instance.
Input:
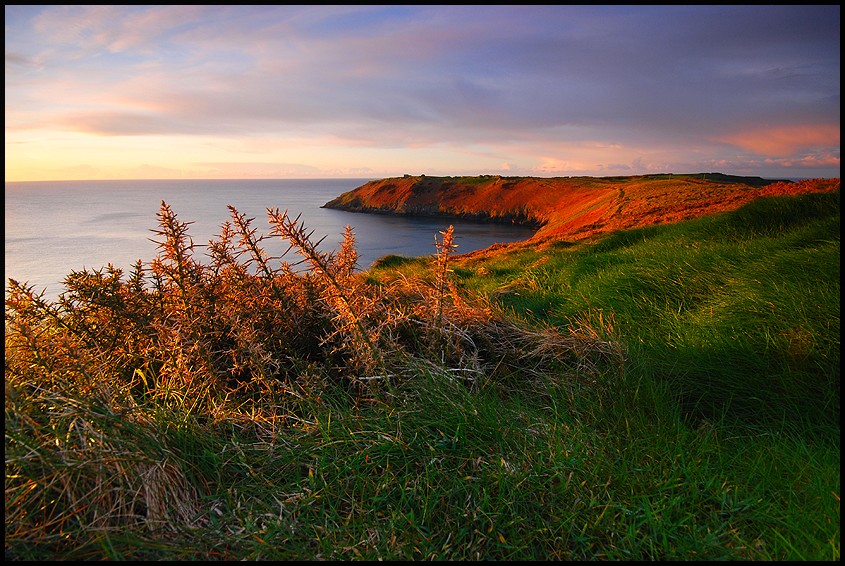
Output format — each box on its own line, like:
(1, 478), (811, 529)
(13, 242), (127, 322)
(323, 174), (840, 243)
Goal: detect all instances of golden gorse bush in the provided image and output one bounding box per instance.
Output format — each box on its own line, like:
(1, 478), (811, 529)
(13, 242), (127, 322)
(6, 202), (621, 401)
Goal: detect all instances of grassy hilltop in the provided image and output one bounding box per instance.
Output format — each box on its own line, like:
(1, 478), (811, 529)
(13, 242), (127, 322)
(5, 175), (840, 560)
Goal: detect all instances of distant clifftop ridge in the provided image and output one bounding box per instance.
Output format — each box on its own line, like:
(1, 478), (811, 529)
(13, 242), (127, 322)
(323, 173), (839, 243)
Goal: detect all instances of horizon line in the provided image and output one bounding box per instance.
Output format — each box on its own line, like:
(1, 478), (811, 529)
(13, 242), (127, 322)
(6, 172), (835, 184)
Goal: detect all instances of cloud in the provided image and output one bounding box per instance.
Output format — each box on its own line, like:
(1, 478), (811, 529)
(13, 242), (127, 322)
(193, 161), (323, 178)
(719, 125), (840, 157)
(31, 5), (209, 55)
(764, 152), (840, 169)
(4, 5), (840, 181)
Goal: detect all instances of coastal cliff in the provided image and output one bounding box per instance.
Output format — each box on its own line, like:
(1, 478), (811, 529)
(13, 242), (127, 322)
(323, 174), (839, 243)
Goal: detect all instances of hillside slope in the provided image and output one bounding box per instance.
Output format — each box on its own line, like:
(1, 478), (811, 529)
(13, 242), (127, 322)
(323, 174), (840, 244)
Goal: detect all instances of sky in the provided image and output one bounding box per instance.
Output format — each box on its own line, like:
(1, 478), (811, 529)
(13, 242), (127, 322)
(4, 5), (840, 182)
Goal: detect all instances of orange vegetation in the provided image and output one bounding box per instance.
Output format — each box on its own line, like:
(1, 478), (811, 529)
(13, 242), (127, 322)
(323, 174), (840, 247)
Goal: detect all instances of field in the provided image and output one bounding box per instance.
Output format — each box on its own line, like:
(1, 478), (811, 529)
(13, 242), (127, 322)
(5, 177), (840, 560)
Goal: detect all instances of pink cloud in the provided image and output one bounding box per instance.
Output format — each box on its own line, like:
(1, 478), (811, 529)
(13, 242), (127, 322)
(33, 5), (207, 54)
(719, 124), (840, 157)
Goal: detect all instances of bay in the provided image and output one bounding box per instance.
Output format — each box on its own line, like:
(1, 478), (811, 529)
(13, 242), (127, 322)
(5, 178), (536, 302)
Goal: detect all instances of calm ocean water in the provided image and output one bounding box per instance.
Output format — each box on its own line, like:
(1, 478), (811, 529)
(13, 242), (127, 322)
(5, 179), (536, 301)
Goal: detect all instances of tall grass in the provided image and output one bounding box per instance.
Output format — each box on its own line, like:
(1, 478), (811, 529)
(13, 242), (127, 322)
(438, 189), (840, 434)
(5, 188), (839, 559)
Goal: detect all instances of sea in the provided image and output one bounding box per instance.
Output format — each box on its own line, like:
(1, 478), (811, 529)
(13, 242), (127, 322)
(5, 178), (537, 302)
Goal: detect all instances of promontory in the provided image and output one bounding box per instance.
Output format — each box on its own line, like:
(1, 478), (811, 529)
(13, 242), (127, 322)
(323, 174), (839, 243)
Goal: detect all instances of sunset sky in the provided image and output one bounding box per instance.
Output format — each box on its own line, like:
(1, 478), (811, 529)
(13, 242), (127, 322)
(4, 5), (840, 182)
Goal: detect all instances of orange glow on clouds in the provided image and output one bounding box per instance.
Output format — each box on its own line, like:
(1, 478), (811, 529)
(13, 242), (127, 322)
(5, 6), (840, 182)
(720, 124), (840, 157)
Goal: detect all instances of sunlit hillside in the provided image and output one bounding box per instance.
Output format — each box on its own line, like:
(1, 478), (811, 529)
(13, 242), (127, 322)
(324, 174), (839, 243)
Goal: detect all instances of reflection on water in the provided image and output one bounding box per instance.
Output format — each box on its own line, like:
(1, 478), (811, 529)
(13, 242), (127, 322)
(6, 179), (536, 301)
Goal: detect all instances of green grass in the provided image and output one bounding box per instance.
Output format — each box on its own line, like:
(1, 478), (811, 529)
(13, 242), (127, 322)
(5, 190), (839, 560)
(438, 190), (840, 433)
